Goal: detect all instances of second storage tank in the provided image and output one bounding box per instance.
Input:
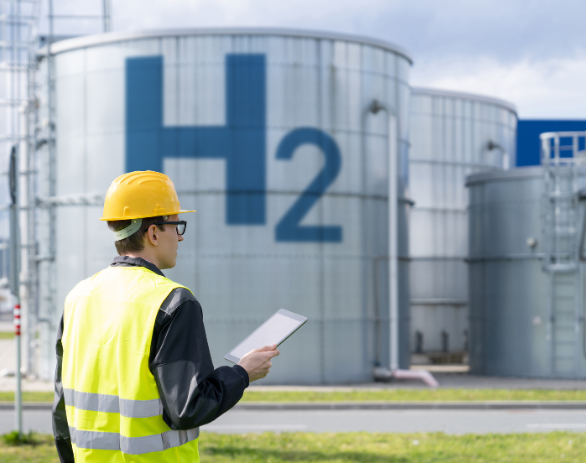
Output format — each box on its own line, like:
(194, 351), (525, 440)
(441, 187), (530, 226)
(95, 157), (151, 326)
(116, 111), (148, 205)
(409, 88), (517, 359)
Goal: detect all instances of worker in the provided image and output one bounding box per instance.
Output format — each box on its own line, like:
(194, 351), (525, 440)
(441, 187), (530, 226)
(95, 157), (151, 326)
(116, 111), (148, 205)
(52, 171), (280, 462)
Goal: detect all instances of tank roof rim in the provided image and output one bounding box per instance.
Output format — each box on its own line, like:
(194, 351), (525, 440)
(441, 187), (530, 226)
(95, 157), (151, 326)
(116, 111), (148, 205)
(412, 86), (517, 114)
(465, 166), (543, 186)
(38, 27), (413, 64)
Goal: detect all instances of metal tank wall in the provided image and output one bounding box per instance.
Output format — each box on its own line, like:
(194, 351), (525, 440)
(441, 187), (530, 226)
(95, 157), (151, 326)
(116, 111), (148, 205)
(37, 29), (412, 383)
(0, 158), (11, 311)
(467, 167), (586, 378)
(409, 88), (517, 356)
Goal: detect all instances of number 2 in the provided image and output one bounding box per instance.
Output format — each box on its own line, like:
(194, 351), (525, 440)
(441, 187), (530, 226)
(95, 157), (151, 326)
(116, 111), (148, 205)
(275, 128), (343, 242)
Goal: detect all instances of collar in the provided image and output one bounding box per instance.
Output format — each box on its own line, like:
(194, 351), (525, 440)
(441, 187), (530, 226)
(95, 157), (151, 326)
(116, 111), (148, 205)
(110, 255), (165, 277)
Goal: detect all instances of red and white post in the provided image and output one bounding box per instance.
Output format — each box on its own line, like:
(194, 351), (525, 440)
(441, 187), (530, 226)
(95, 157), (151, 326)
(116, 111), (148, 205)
(14, 303), (20, 337)
(14, 298), (22, 434)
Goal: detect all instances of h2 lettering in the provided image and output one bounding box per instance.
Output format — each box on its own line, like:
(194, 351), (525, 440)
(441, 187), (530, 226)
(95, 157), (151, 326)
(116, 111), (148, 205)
(126, 54), (342, 242)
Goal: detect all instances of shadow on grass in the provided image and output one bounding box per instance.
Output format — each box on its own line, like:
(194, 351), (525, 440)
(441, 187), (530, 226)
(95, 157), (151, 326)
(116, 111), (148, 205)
(204, 445), (411, 462)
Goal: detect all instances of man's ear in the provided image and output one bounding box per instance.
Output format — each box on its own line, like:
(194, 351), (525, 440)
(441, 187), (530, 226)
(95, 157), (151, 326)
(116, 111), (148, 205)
(145, 224), (159, 247)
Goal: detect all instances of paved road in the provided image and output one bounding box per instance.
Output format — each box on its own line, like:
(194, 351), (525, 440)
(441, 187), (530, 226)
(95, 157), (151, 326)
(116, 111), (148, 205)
(2, 409), (586, 435)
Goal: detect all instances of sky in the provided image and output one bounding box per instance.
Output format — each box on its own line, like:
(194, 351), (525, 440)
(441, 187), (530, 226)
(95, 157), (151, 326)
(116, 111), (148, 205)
(44, 0), (586, 119)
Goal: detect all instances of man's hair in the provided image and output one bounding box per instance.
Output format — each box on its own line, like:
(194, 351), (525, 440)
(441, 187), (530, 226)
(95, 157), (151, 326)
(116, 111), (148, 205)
(107, 216), (168, 255)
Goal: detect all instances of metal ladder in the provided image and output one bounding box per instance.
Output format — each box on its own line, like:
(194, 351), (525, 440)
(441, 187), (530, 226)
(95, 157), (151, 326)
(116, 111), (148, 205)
(0, 0), (111, 379)
(33, 0), (112, 380)
(541, 132), (585, 377)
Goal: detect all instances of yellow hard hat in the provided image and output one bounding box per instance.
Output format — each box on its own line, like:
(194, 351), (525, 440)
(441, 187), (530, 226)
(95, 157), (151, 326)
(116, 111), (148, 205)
(100, 171), (195, 221)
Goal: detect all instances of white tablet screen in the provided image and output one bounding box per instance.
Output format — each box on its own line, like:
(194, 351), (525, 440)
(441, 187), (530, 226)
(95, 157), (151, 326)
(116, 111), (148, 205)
(229, 313), (303, 360)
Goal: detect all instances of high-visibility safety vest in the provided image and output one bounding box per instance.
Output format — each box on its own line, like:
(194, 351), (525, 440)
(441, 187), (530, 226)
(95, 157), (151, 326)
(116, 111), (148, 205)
(61, 265), (200, 462)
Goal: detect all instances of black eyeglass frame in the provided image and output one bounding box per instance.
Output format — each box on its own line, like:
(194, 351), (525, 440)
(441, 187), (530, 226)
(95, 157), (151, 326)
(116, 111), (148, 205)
(152, 220), (187, 236)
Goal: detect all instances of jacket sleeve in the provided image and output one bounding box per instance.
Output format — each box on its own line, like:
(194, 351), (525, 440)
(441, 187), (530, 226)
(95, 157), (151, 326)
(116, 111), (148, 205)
(150, 292), (249, 430)
(52, 314), (74, 463)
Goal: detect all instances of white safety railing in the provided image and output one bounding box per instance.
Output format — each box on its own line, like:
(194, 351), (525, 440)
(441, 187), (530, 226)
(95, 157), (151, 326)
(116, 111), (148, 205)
(540, 131), (586, 378)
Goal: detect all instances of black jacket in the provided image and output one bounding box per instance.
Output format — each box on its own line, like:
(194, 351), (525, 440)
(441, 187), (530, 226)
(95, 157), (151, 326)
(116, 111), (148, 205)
(52, 256), (249, 462)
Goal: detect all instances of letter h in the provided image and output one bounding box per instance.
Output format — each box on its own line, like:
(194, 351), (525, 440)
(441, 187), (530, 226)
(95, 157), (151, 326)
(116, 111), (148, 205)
(125, 54), (266, 225)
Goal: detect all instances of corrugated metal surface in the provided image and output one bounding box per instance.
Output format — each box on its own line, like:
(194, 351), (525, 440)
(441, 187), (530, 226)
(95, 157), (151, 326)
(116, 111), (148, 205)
(409, 88), (517, 355)
(38, 29), (412, 383)
(0, 161), (10, 314)
(467, 167), (586, 378)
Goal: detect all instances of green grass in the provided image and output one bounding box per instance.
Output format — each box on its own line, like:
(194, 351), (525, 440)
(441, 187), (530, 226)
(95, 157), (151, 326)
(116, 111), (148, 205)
(0, 332), (14, 340)
(1, 432), (583, 462)
(199, 432), (586, 462)
(2, 389), (586, 404)
(0, 433), (56, 462)
(241, 389), (586, 402)
(1, 431), (40, 446)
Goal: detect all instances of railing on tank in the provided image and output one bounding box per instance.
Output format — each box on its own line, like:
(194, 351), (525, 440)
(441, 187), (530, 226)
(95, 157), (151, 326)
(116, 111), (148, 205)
(540, 131), (586, 375)
(540, 131), (586, 272)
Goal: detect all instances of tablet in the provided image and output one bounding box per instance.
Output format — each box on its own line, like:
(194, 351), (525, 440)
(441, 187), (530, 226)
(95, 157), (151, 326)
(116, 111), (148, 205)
(224, 309), (307, 364)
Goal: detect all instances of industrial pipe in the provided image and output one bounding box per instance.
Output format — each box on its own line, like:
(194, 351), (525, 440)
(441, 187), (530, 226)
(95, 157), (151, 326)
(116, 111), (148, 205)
(373, 366), (439, 387)
(8, 146), (22, 434)
(367, 100), (437, 387)
(102, 0), (112, 32)
(486, 140), (510, 170)
(577, 188), (586, 262)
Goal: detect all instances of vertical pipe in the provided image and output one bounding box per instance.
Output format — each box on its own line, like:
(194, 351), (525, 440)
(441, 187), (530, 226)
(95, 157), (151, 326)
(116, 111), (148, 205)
(102, 0), (111, 32)
(572, 134), (580, 376)
(44, 0), (55, 380)
(388, 114), (399, 371)
(18, 101), (32, 378)
(25, 0), (41, 377)
(25, 24), (33, 377)
(9, 145), (22, 435)
(368, 100), (400, 371)
(542, 134), (554, 374)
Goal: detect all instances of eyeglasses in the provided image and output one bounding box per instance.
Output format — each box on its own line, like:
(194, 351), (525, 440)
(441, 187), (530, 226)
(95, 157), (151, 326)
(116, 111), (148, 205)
(153, 221), (187, 236)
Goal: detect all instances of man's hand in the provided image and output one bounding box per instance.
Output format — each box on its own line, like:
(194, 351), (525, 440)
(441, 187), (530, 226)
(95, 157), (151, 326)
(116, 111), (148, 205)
(238, 345), (280, 382)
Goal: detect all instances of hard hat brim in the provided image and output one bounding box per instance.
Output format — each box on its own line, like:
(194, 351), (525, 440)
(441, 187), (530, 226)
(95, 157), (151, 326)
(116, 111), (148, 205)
(100, 209), (196, 221)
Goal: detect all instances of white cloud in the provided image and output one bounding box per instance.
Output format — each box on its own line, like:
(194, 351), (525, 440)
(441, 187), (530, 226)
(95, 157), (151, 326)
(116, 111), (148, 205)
(40, 0), (586, 119)
(414, 54), (586, 118)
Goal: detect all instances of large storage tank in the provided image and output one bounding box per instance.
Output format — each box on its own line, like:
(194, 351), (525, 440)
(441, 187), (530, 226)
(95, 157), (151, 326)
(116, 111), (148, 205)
(467, 158), (586, 378)
(409, 88), (517, 359)
(37, 28), (413, 383)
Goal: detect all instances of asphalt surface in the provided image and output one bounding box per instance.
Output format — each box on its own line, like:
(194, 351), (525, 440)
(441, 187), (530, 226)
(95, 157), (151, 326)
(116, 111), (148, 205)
(2, 409), (586, 435)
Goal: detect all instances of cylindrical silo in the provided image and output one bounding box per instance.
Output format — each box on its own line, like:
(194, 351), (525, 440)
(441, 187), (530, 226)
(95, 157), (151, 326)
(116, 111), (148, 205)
(409, 88), (517, 360)
(36, 28), (412, 383)
(467, 162), (586, 378)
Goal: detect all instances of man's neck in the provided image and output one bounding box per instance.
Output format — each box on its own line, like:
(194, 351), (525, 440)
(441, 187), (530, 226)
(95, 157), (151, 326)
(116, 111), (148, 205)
(124, 252), (161, 269)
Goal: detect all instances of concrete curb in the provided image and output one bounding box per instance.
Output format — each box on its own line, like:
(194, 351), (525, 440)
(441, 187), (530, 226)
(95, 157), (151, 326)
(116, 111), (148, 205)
(233, 402), (586, 411)
(2, 402), (586, 411)
(0, 403), (54, 411)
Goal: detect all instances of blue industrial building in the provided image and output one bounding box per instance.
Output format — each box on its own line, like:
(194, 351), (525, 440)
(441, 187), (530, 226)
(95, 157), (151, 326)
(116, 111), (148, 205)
(517, 120), (586, 166)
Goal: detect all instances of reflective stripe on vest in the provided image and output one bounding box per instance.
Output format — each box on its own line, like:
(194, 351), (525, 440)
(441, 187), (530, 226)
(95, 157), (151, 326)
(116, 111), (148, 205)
(63, 388), (163, 418)
(62, 266), (199, 462)
(69, 426), (200, 454)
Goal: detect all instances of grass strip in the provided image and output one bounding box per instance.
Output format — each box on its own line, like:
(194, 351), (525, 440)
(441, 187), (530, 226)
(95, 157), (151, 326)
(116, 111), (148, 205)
(241, 389), (586, 402)
(0, 332), (14, 340)
(200, 432), (586, 462)
(2, 389), (586, 404)
(0, 392), (54, 403)
(2, 431), (40, 446)
(0, 433), (57, 462)
(1, 432), (583, 462)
